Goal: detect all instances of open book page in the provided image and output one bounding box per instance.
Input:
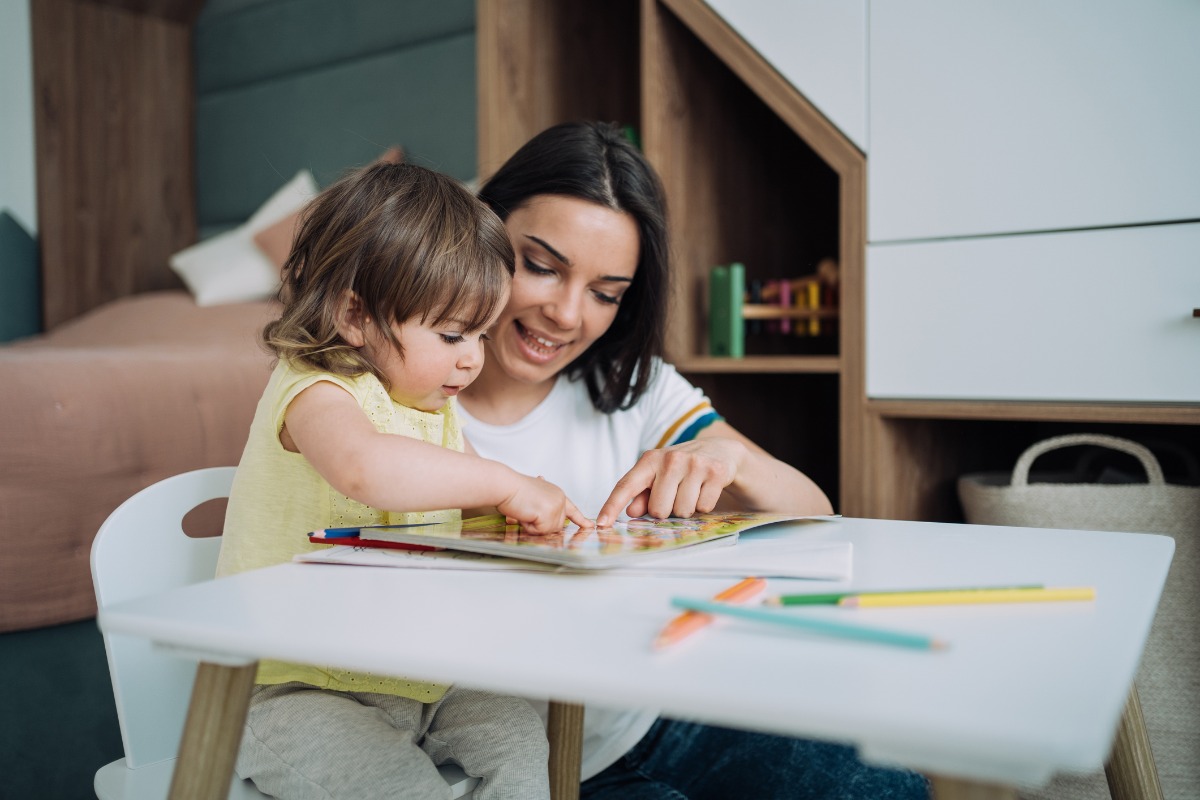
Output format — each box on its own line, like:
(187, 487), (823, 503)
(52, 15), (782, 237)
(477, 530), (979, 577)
(298, 516), (850, 579)
(308, 511), (805, 569)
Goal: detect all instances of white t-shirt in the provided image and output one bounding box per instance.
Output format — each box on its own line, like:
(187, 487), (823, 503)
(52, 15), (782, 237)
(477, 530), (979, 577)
(458, 358), (720, 780)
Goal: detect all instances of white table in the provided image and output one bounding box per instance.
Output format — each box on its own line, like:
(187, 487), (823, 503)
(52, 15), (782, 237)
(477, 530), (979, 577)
(99, 518), (1174, 800)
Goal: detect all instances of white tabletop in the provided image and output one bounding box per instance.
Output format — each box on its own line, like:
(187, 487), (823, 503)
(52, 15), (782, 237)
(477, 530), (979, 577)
(99, 517), (1173, 787)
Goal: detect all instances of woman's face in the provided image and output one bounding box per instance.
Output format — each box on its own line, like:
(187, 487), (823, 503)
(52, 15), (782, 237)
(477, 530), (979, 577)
(484, 194), (640, 386)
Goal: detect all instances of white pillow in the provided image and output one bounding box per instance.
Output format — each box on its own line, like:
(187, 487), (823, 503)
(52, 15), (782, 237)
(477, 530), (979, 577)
(170, 170), (319, 306)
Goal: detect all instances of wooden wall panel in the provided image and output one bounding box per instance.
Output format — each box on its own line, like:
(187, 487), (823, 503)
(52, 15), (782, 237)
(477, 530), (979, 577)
(476, 0), (639, 182)
(32, 0), (197, 329)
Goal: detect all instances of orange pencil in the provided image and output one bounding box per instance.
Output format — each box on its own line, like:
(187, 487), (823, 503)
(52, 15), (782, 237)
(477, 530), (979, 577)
(653, 577), (767, 650)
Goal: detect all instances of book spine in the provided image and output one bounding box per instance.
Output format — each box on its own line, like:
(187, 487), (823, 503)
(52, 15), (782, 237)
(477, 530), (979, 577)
(708, 263), (745, 357)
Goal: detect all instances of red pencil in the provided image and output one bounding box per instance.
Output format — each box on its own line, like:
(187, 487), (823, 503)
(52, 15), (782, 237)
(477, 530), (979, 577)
(653, 577), (767, 649)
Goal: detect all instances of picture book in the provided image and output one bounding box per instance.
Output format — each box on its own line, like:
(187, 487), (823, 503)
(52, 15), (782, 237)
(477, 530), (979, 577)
(307, 511), (809, 570)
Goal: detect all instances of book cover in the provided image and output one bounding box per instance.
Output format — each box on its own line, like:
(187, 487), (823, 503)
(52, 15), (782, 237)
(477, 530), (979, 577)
(708, 263), (745, 357)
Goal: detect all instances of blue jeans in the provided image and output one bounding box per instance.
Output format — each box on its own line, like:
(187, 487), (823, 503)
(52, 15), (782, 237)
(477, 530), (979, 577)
(580, 718), (930, 800)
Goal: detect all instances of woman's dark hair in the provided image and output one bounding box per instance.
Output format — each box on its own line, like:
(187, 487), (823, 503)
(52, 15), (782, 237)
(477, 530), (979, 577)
(477, 120), (669, 413)
(265, 162), (513, 389)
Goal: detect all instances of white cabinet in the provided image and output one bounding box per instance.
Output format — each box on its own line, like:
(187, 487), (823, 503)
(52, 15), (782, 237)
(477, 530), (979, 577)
(866, 222), (1200, 402)
(868, 0), (1200, 243)
(705, 0), (867, 151)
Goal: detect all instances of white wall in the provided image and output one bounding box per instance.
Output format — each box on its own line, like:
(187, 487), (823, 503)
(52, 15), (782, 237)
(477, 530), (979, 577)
(0, 0), (37, 234)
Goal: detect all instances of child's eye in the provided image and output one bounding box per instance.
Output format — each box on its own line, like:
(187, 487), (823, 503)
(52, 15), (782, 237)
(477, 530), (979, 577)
(440, 333), (466, 345)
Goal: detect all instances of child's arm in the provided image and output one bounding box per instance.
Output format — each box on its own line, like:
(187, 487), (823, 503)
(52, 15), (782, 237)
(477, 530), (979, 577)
(460, 436), (497, 519)
(285, 381), (591, 533)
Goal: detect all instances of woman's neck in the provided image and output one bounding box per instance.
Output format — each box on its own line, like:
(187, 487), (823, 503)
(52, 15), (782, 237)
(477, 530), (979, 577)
(460, 359), (558, 425)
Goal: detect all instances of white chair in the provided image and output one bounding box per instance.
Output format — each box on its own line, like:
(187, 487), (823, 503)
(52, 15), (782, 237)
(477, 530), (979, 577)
(91, 467), (478, 799)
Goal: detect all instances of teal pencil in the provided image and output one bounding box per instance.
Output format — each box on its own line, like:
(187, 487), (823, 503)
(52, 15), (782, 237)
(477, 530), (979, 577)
(766, 584), (1043, 607)
(669, 597), (947, 651)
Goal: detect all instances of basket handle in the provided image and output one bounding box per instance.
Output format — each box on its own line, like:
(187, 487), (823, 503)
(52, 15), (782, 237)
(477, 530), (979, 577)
(1011, 434), (1165, 487)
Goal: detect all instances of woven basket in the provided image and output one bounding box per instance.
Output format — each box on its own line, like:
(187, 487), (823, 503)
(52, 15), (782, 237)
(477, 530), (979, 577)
(958, 433), (1200, 800)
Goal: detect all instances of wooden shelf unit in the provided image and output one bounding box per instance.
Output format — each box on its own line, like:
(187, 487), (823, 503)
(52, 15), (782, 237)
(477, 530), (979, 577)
(477, 0), (865, 508)
(477, 0), (1200, 521)
(863, 401), (1200, 523)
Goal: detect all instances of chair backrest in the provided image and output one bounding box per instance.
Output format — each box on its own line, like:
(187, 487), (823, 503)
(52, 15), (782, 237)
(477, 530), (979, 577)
(91, 467), (238, 770)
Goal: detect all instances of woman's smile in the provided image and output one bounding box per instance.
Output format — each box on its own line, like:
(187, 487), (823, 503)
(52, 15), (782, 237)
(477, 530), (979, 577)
(514, 320), (568, 360)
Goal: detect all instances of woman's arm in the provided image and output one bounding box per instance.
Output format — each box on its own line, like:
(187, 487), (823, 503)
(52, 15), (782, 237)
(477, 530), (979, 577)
(286, 381), (590, 532)
(594, 420), (833, 526)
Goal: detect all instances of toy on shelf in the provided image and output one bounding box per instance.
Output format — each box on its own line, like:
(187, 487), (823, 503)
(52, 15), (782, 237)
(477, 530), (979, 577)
(742, 259), (839, 337)
(707, 259), (839, 357)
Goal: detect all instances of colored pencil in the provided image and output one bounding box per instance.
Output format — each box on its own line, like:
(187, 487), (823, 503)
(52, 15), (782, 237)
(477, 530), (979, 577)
(670, 597), (946, 651)
(840, 586), (1095, 608)
(654, 577), (767, 649)
(766, 584), (1043, 607)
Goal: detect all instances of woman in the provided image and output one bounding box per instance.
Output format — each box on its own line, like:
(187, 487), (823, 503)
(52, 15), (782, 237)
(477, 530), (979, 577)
(459, 121), (927, 799)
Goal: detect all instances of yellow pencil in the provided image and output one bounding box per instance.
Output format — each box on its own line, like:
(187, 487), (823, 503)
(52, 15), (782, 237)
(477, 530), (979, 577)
(839, 586), (1095, 608)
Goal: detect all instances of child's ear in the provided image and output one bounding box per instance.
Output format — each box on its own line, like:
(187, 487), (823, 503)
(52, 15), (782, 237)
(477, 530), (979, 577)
(335, 289), (370, 348)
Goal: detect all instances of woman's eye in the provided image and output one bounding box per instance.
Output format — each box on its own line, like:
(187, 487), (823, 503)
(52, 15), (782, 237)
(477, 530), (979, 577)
(592, 290), (621, 306)
(523, 257), (554, 276)
(440, 333), (466, 345)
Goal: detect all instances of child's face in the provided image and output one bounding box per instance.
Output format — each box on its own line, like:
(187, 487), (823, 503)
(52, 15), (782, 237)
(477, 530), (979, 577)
(366, 304), (504, 413)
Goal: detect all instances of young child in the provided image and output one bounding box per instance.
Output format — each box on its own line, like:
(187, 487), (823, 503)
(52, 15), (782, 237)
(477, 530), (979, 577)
(217, 162), (588, 800)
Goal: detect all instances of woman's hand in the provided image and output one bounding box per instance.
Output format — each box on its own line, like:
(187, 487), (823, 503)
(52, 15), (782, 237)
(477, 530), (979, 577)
(498, 472), (593, 534)
(595, 421), (834, 527)
(595, 437), (747, 526)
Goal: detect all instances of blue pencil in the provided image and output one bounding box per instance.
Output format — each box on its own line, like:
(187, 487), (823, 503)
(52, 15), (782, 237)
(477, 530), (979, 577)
(669, 597), (947, 651)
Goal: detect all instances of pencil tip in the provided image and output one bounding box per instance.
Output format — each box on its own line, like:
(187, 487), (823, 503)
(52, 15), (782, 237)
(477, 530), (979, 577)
(931, 639), (950, 651)
(763, 596), (780, 606)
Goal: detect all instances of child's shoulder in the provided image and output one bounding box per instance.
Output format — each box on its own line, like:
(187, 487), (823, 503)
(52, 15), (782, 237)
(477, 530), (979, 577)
(271, 360), (386, 405)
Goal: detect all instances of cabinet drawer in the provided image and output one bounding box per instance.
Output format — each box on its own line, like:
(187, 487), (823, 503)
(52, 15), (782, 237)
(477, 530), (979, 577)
(866, 223), (1200, 403)
(868, 0), (1200, 242)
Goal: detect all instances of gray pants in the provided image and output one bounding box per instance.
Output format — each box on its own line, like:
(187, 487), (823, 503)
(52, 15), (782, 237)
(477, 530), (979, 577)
(237, 682), (550, 800)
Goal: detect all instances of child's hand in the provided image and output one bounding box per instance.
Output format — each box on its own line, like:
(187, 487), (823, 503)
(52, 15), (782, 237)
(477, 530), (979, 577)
(498, 473), (592, 534)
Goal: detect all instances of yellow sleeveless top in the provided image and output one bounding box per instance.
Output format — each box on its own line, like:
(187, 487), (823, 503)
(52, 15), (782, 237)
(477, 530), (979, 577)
(218, 359), (462, 701)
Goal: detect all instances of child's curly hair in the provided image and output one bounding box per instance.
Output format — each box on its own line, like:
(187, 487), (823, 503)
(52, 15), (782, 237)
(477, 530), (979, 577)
(264, 162), (514, 387)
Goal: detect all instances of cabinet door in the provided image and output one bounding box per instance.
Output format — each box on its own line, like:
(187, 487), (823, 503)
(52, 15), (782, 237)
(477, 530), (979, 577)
(866, 222), (1200, 403)
(868, 0), (1200, 243)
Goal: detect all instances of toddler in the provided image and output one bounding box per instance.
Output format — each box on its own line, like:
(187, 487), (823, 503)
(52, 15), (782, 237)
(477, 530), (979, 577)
(217, 162), (588, 799)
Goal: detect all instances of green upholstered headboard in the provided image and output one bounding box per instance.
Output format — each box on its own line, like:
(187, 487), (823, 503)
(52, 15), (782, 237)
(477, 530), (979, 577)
(0, 211), (40, 342)
(193, 0), (476, 239)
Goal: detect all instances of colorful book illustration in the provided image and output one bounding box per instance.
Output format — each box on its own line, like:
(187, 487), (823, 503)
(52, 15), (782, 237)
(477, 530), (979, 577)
(308, 511), (808, 570)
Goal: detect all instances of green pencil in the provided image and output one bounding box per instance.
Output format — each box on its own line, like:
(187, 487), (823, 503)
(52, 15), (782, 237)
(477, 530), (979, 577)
(765, 584), (1043, 606)
(669, 597), (947, 651)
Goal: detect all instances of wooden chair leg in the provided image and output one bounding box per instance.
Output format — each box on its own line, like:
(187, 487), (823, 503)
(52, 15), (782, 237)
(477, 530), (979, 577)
(169, 661), (258, 800)
(1104, 685), (1163, 800)
(930, 775), (1018, 799)
(547, 700), (585, 800)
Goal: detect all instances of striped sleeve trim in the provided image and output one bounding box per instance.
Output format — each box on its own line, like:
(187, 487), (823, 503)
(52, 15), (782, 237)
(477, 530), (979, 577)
(654, 402), (723, 449)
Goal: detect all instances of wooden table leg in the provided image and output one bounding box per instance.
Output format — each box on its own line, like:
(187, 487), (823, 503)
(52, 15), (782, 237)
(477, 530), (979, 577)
(547, 700), (584, 800)
(1104, 685), (1163, 800)
(168, 661), (258, 800)
(930, 775), (1017, 799)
